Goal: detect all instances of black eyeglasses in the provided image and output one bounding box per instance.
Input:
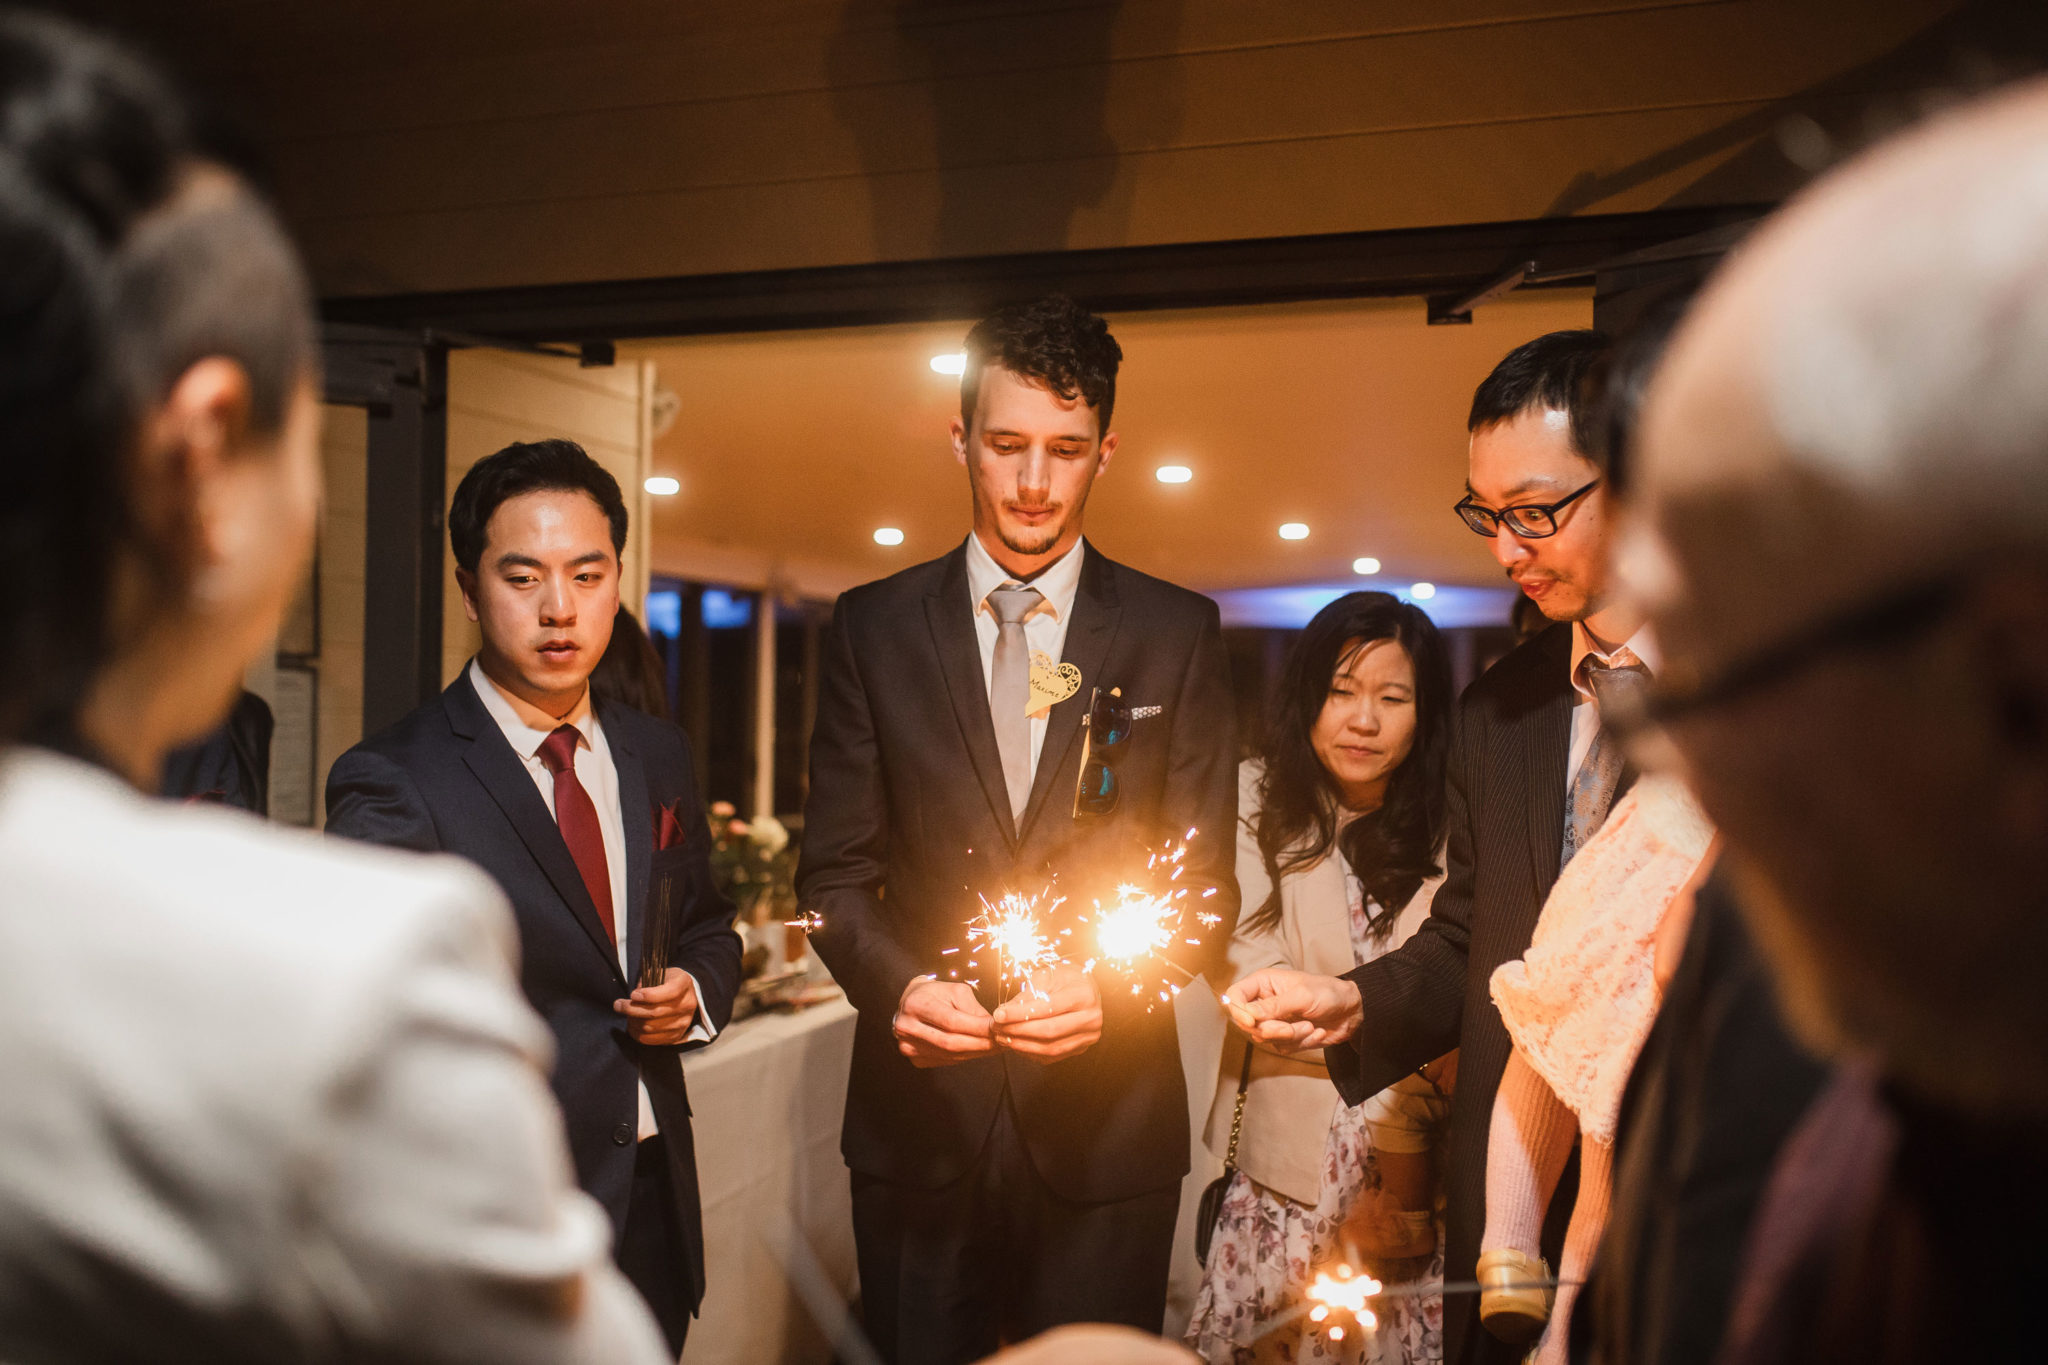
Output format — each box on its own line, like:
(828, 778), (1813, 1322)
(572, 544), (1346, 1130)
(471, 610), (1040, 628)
(1072, 687), (1132, 818)
(1455, 478), (1601, 539)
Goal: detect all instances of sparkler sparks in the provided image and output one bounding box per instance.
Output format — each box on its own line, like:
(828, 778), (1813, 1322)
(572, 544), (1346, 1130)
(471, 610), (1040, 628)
(1092, 883), (1180, 971)
(1305, 1263), (1381, 1342)
(966, 890), (1064, 996)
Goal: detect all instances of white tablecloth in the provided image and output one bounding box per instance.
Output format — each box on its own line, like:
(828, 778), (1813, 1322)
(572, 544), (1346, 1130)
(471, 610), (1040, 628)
(680, 996), (860, 1365)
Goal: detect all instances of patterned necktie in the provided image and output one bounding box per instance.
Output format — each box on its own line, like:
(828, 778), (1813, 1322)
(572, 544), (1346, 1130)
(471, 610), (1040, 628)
(1560, 656), (1652, 871)
(538, 724), (616, 945)
(987, 585), (1044, 824)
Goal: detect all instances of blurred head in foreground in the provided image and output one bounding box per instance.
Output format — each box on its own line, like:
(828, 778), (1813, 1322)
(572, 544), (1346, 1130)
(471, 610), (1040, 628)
(0, 10), (317, 783)
(1631, 80), (2048, 1122)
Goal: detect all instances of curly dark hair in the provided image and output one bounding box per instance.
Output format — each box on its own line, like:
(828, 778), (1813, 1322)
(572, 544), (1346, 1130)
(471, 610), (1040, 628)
(1245, 592), (1452, 939)
(959, 294), (1123, 433)
(448, 438), (628, 574)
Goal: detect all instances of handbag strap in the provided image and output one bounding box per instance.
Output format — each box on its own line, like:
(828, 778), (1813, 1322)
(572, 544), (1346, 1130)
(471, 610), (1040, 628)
(1223, 1040), (1254, 1172)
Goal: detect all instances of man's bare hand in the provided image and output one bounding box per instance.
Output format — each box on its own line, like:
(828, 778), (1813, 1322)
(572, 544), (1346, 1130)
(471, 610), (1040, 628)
(1221, 967), (1363, 1053)
(992, 965), (1103, 1064)
(615, 967), (700, 1046)
(894, 977), (997, 1068)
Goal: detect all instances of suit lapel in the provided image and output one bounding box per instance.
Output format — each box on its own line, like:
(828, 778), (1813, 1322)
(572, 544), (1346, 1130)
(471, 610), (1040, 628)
(1522, 626), (1575, 894)
(1017, 548), (1120, 844)
(447, 674), (625, 982)
(604, 702), (653, 987)
(926, 547), (1020, 847)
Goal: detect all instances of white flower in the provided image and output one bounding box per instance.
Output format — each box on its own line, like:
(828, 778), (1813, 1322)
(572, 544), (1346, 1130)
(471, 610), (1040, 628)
(748, 815), (790, 855)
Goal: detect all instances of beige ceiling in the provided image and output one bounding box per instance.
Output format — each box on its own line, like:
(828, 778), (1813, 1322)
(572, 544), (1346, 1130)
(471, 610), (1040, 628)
(628, 288), (1591, 602)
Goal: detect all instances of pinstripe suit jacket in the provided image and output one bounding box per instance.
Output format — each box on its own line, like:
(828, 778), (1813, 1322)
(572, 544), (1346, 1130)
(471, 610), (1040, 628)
(1330, 622), (1577, 1365)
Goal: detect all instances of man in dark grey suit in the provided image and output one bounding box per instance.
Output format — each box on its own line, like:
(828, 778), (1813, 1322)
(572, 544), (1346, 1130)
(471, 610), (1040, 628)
(1228, 331), (1640, 1365)
(798, 296), (1239, 1364)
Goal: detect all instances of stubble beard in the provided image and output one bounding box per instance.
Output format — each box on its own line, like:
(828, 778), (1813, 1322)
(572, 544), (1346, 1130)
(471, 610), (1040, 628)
(979, 481), (1090, 562)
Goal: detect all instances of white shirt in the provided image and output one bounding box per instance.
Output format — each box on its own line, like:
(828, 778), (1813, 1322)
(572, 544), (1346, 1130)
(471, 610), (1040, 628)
(1566, 621), (1662, 791)
(468, 659), (713, 1140)
(964, 533), (1087, 784)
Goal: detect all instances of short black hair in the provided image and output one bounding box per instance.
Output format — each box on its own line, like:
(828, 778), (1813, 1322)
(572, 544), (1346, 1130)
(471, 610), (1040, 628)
(1467, 329), (1613, 465)
(960, 294), (1123, 434)
(448, 439), (629, 573)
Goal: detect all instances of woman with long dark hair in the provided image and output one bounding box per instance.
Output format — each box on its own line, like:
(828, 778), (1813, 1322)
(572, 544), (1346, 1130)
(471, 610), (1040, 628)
(1186, 592), (1454, 1364)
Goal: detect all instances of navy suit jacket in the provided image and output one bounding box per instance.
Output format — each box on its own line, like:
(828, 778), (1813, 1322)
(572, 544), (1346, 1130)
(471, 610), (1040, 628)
(796, 543), (1240, 1203)
(324, 671), (742, 1312)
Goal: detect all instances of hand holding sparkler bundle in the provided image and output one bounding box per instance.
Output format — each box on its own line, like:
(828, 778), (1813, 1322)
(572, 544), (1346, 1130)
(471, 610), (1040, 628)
(992, 962), (1103, 1062)
(893, 977), (996, 1069)
(1220, 965), (1365, 1054)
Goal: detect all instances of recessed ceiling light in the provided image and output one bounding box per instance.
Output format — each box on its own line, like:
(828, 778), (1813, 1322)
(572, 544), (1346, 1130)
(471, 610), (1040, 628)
(1352, 557), (1381, 575)
(1278, 522), (1310, 541)
(873, 527), (906, 546)
(1410, 582), (1437, 600)
(1155, 464), (1193, 484)
(929, 353), (966, 376)
(644, 476), (680, 496)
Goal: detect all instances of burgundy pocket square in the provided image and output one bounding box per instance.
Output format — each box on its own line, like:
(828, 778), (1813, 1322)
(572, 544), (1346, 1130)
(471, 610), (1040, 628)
(653, 800), (690, 852)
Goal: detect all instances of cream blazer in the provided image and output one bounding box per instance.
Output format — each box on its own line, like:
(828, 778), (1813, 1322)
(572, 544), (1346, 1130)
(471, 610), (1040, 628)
(1203, 760), (1442, 1206)
(0, 749), (668, 1364)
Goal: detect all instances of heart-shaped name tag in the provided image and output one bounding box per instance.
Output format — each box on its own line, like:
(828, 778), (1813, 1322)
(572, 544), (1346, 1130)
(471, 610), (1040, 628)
(1027, 651), (1082, 717)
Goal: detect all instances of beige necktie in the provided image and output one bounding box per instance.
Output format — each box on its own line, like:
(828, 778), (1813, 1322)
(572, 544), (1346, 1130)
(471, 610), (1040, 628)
(987, 585), (1043, 824)
(1561, 655), (1651, 870)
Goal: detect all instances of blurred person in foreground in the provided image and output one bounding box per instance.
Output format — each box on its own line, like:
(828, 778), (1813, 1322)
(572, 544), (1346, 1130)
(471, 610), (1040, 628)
(0, 12), (667, 1361)
(327, 440), (742, 1355)
(1565, 308), (1829, 1365)
(1623, 78), (2048, 1365)
(1185, 592), (1453, 1365)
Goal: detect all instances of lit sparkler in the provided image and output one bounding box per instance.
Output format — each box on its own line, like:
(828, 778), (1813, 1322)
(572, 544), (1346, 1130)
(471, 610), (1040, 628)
(1305, 1262), (1381, 1343)
(1079, 831), (1218, 997)
(966, 889), (1064, 997)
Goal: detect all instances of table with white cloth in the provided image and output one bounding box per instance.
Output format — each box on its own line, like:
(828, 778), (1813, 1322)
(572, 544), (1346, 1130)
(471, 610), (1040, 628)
(680, 995), (860, 1365)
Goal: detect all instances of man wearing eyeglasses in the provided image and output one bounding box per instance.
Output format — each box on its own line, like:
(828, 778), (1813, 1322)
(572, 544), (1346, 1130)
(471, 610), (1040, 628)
(1227, 329), (1636, 1365)
(797, 295), (1240, 1364)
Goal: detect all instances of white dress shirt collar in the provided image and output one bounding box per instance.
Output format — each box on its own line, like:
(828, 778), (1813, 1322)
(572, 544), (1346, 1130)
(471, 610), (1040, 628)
(964, 532), (1086, 623)
(468, 658), (601, 758)
(1569, 620), (1662, 701)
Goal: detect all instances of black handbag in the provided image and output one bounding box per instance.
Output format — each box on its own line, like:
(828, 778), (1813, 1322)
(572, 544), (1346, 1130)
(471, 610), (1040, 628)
(1196, 1042), (1255, 1267)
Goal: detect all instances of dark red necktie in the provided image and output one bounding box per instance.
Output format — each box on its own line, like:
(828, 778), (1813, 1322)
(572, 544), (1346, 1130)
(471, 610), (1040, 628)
(538, 724), (615, 946)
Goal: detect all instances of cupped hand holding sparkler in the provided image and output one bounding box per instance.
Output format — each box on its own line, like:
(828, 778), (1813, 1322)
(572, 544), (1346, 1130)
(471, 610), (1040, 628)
(893, 977), (997, 1068)
(992, 963), (1104, 1062)
(1221, 965), (1365, 1053)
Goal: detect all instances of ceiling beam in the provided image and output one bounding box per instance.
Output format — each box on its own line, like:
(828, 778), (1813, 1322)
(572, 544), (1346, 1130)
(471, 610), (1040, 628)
(320, 206), (1766, 344)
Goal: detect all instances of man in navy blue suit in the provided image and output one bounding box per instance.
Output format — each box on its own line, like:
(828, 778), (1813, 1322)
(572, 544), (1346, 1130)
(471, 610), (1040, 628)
(327, 439), (742, 1353)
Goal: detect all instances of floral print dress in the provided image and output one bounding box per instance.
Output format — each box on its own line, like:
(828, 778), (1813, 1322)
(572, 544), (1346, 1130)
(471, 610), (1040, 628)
(1184, 886), (1445, 1365)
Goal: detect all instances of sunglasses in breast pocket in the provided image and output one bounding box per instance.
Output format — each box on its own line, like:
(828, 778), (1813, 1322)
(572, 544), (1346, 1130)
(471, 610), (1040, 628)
(1071, 687), (1161, 817)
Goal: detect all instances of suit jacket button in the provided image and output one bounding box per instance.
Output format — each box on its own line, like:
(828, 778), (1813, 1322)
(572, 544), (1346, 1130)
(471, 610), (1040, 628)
(613, 1123), (633, 1146)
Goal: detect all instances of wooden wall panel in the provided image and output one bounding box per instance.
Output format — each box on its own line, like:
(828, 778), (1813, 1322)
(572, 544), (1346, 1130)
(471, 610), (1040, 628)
(92, 0), (1994, 294)
(314, 404), (369, 821)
